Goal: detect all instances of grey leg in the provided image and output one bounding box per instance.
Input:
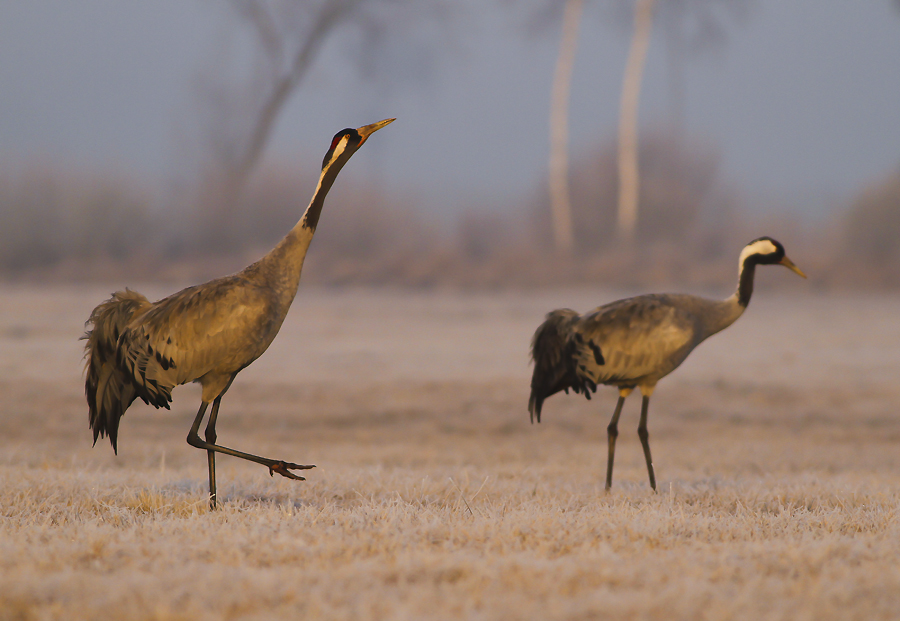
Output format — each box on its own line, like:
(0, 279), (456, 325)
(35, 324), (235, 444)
(186, 400), (315, 511)
(205, 397), (221, 509)
(637, 395), (657, 491)
(605, 396), (627, 491)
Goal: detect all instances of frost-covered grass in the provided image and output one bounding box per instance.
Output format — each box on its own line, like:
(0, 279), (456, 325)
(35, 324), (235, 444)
(2, 285), (900, 619)
(2, 459), (899, 621)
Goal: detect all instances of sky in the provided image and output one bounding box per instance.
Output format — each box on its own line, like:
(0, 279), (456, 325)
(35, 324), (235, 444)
(1, 0), (899, 220)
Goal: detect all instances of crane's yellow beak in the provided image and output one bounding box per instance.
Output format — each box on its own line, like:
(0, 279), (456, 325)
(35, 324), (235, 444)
(357, 118), (395, 145)
(779, 256), (807, 278)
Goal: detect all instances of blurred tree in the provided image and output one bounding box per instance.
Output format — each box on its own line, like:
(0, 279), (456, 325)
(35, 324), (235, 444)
(611, 0), (752, 241)
(548, 0), (584, 254)
(188, 0), (448, 251)
(536, 0), (752, 246)
(616, 0), (655, 243)
(564, 129), (724, 250)
(208, 0), (354, 188)
(528, 127), (731, 262)
(656, 0), (752, 133)
(844, 168), (900, 265)
(0, 168), (152, 271)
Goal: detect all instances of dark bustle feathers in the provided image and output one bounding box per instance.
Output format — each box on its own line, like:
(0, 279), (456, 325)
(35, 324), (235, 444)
(528, 308), (582, 423)
(82, 289), (151, 453)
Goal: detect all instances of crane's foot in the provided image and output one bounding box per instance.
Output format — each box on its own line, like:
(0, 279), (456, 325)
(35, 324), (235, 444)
(268, 460), (316, 480)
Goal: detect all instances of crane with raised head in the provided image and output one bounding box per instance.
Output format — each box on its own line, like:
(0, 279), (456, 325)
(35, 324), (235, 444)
(83, 118), (395, 509)
(528, 237), (806, 491)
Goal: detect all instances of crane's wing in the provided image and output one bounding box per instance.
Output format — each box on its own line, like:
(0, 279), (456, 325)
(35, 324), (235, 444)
(116, 276), (275, 405)
(568, 294), (698, 387)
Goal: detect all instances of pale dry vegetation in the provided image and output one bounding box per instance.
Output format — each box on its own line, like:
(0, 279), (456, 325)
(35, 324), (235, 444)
(2, 147), (898, 290)
(840, 167), (900, 286)
(0, 167), (155, 273)
(2, 284), (900, 620)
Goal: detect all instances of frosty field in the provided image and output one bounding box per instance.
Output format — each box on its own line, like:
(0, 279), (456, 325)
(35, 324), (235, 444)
(1, 283), (899, 620)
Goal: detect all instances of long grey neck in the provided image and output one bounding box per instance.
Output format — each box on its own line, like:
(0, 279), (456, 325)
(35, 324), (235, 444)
(700, 256), (756, 340)
(253, 155), (348, 298)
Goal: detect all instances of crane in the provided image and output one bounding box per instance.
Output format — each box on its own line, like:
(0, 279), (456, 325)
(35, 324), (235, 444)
(83, 118), (395, 509)
(528, 237), (806, 491)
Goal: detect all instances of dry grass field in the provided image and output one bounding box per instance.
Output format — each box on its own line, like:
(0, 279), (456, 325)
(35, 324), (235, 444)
(2, 282), (900, 620)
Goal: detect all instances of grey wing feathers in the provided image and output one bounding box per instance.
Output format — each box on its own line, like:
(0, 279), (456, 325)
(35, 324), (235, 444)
(528, 295), (702, 424)
(83, 289), (153, 453)
(122, 279), (274, 387)
(114, 288), (202, 409)
(571, 295), (697, 387)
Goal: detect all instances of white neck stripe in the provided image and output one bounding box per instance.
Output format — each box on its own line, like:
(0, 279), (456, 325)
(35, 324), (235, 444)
(738, 239), (778, 271)
(325, 136), (350, 169)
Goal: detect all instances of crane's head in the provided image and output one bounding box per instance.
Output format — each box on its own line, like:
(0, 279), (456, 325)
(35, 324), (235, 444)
(739, 236), (807, 277)
(301, 118), (395, 231)
(321, 118), (395, 171)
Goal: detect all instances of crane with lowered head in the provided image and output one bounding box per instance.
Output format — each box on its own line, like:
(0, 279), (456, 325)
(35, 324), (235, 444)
(528, 237), (806, 491)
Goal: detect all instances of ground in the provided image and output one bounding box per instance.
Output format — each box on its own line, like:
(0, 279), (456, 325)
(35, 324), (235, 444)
(1, 282), (899, 620)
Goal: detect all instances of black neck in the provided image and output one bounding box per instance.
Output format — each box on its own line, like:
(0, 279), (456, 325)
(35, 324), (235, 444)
(301, 154), (350, 231)
(737, 258), (757, 307)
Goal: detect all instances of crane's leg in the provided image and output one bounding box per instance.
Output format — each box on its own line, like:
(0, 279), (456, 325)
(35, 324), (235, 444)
(186, 400), (315, 497)
(637, 395), (657, 491)
(204, 397), (222, 509)
(605, 394), (628, 491)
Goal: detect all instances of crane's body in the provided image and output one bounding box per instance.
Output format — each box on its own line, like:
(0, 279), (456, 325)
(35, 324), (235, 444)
(529, 237), (806, 491)
(84, 119), (394, 508)
(88, 226), (315, 425)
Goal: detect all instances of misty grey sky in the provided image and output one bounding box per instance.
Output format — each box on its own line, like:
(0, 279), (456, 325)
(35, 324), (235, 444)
(1, 1), (899, 219)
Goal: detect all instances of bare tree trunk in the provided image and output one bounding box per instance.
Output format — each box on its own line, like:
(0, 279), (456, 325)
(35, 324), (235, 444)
(665, 20), (686, 138)
(617, 0), (655, 242)
(230, 0), (359, 186)
(194, 0), (360, 251)
(548, 0), (583, 254)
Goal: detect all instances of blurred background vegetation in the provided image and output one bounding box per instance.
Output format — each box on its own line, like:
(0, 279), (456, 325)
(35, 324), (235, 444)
(0, 0), (898, 289)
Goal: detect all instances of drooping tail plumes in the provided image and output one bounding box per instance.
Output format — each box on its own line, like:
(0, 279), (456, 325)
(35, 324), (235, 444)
(82, 289), (151, 453)
(528, 308), (581, 423)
